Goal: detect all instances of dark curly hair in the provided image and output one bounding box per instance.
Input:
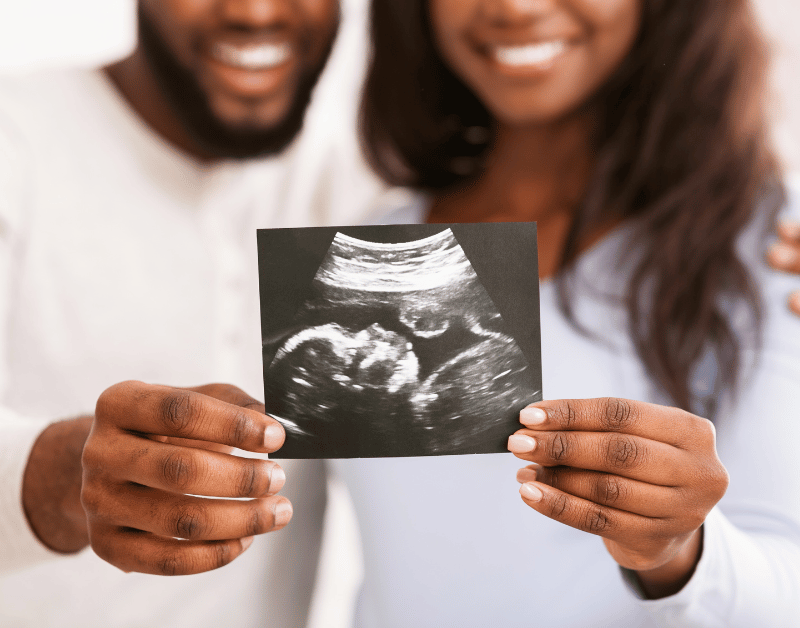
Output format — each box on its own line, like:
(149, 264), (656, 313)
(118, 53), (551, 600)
(360, 0), (785, 414)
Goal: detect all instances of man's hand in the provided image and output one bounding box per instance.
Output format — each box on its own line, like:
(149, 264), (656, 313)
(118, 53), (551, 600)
(767, 219), (800, 316)
(508, 398), (728, 598)
(81, 381), (290, 576)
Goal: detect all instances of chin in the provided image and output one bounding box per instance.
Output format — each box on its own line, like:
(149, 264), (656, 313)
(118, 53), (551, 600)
(489, 94), (591, 129)
(209, 93), (293, 131)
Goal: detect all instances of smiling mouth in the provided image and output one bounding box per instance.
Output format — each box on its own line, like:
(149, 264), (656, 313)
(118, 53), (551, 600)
(210, 41), (292, 70)
(492, 40), (567, 68)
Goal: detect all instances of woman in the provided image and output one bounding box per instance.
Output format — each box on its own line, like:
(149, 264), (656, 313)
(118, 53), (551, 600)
(328, 0), (800, 626)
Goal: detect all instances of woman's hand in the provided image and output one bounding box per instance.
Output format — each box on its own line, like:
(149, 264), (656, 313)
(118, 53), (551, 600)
(767, 220), (800, 316)
(508, 398), (728, 598)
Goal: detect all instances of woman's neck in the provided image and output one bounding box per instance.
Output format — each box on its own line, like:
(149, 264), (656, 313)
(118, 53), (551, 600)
(428, 115), (596, 278)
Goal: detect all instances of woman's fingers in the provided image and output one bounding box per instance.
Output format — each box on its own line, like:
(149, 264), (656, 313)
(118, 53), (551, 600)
(511, 397), (728, 572)
(115, 435), (285, 498)
(516, 397), (713, 450)
(516, 477), (669, 543)
(507, 427), (689, 485)
(85, 482), (293, 542)
(517, 465), (680, 519)
(89, 523), (256, 576)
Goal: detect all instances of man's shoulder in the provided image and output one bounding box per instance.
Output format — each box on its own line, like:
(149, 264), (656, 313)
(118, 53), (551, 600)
(0, 68), (107, 136)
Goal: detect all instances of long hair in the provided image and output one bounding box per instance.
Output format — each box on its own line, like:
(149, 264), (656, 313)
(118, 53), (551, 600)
(361, 0), (784, 413)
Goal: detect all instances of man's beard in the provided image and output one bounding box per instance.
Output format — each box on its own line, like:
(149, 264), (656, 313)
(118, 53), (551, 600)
(137, 6), (338, 160)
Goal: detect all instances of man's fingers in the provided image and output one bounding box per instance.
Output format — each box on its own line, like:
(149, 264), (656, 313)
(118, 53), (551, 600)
(767, 243), (800, 274)
(104, 435), (286, 498)
(90, 523), (255, 576)
(768, 222), (800, 273)
(517, 465), (682, 519)
(508, 428), (688, 485)
(778, 220), (800, 243)
(87, 483), (293, 541)
(189, 383), (266, 414)
(517, 397), (713, 448)
(790, 292), (800, 316)
(95, 381), (284, 452)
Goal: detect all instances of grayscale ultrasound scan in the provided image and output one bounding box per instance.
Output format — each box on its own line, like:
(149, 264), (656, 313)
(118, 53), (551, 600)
(257, 222), (541, 458)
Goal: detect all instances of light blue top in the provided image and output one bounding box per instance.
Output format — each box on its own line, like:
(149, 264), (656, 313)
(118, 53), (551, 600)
(330, 183), (800, 627)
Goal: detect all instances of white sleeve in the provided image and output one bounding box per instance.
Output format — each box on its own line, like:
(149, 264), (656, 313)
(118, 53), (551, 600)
(625, 508), (800, 628)
(0, 117), (61, 573)
(624, 189), (800, 627)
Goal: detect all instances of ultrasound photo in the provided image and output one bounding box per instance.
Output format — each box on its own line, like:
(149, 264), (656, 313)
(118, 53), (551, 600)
(257, 223), (542, 458)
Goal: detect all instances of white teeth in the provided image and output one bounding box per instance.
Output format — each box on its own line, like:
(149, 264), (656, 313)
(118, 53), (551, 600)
(494, 40), (566, 67)
(211, 42), (291, 70)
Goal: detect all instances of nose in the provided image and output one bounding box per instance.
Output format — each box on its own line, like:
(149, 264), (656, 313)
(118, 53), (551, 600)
(481, 0), (555, 26)
(217, 0), (292, 29)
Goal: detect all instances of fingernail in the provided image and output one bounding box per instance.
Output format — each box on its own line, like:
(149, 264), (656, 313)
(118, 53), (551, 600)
(520, 407), (547, 426)
(516, 467), (537, 484)
(780, 221), (800, 240)
(520, 482), (543, 502)
(264, 421), (284, 450)
(241, 535), (255, 550)
(507, 434), (536, 454)
(273, 500), (293, 528)
(770, 244), (797, 266)
(268, 465), (286, 493)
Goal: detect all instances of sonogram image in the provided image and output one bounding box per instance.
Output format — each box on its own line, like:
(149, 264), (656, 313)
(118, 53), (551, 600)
(258, 223), (541, 458)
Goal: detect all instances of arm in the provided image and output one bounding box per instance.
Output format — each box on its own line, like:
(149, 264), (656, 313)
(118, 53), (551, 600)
(21, 417), (92, 554)
(508, 267), (800, 626)
(0, 117), (293, 577)
(629, 286), (800, 627)
(0, 117), (66, 573)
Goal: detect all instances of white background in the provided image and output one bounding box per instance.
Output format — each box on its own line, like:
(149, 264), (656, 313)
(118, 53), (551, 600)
(0, 2), (797, 628)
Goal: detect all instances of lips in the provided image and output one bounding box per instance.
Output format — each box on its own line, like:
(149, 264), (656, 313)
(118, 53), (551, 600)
(492, 40), (567, 69)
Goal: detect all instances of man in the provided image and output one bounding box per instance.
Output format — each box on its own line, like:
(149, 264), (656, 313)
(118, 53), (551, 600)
(0, 0), (381, 625)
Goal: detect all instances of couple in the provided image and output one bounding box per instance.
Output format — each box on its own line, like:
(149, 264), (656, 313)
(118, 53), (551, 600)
(2, 0), (800, 626)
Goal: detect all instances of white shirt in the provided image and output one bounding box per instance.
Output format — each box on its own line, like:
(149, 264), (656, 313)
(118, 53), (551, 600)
(330, 189), (800, 628)
(0, 23), (385, 627)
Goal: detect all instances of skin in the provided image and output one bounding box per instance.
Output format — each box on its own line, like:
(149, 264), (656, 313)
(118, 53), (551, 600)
(767, 220), (800, 316)
(428, 0), (726, 598)
(22, 0), (338, 573)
